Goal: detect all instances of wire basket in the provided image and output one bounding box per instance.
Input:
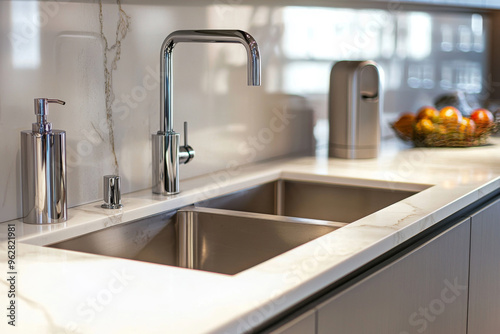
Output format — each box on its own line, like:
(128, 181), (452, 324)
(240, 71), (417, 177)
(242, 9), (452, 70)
(391, 120), (499, 148)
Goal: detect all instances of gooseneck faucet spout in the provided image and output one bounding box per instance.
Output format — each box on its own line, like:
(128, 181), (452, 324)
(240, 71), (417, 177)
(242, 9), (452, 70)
(153, 30), (261, 195)
(159, 30), (261, 134)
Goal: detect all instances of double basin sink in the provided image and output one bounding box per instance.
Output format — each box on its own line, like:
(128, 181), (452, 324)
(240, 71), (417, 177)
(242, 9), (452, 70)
(49, 178), (420, 275)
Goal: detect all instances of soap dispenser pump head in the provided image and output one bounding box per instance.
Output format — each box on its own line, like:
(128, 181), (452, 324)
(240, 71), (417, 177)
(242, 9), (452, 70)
(33, 98), (65, 133)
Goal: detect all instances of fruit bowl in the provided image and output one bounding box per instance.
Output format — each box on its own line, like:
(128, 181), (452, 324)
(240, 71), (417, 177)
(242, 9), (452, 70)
(392, 106), (498, 148)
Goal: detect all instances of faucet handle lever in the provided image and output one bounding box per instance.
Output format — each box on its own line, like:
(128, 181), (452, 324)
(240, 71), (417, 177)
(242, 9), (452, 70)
(179, 121), (195, 164)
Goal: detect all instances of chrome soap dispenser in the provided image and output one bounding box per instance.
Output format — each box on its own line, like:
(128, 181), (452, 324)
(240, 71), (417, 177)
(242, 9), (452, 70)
(328, 61), (381, 159)
(21, 98), (67, 224)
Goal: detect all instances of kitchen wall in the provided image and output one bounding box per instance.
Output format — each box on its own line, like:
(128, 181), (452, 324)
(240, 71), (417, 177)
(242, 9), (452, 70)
(0, 1), (489, 223)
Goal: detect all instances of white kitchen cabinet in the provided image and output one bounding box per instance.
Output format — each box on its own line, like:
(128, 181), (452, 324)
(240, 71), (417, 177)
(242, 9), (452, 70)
(269, 309), (316, 334)
(468, 198), (500, 334)
(316, 218), (470, 334)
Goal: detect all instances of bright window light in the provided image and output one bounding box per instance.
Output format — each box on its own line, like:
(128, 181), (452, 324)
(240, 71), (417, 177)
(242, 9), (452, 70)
(407, 12), (432, 60)
(10, 1), (40, 69)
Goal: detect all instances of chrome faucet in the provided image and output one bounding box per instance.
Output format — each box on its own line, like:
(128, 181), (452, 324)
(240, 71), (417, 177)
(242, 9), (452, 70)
(152, 30), (261, 195)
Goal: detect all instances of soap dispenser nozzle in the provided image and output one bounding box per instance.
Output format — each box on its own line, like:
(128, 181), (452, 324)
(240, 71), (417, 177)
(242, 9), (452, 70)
(33, 98), (66, 134)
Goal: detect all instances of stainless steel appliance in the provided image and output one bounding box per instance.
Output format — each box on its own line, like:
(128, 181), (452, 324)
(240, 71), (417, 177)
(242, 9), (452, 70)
(328, 61), (381, 159)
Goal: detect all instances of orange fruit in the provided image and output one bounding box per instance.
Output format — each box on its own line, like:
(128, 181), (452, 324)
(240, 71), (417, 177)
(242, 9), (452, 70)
(459, 117), (476, 138)
(470, 108), (494, 135)
(394, 113), (416, 139)
(416, 106), (439, 122)
(439, 106), (463, 125)
(437, 124), (448, 136)
(415, 118), (435, 135)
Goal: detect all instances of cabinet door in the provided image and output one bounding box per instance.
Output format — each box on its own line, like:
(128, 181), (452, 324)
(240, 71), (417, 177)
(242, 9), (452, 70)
(269, 309), (315, 334)
(468, 198), (500, 334)
(316, 218), (470, 334)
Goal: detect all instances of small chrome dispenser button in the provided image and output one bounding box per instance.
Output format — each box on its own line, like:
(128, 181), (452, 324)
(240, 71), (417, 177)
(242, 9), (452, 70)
(102, 175), (123, 209)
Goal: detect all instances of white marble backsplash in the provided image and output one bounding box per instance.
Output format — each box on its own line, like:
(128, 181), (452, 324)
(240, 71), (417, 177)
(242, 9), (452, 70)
(0, 1), (488, 222)
(0, 2), (316, 222)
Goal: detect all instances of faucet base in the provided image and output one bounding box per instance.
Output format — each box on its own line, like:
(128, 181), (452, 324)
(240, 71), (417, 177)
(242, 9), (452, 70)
(152, 133), (180, 195)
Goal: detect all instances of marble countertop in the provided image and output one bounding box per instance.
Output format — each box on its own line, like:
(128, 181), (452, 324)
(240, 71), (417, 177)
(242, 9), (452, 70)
(2, 138), (500, 334)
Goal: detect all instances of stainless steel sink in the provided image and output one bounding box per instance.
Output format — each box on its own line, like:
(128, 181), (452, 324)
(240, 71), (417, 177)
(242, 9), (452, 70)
(196, 179), (419, 223)
(48, 207), (344, 275)
(48, 178), (422, 275)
